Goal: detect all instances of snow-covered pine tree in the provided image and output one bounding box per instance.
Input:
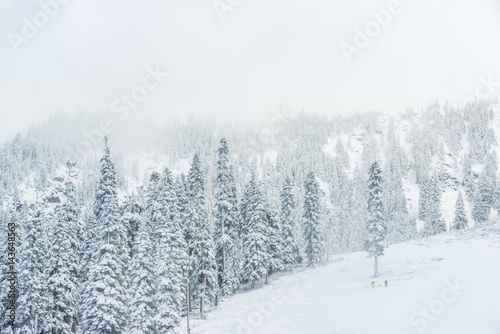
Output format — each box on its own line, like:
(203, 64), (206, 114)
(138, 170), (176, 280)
(407, 215), (418, 239)
(364, 162), (386, 277)
(128, 213), (156, 334)
(472, 153), (497, 224)
(145, 171), (161, 255)
(16, 206), (49, 333)
(418, 178), (430, 222)
(46, 162), (81, 334)
(421, 174), (446, 237)
(214, 138), (242, 297)
(452, 191), (468, 230)
(153, 168), (187, 332)
(121, 194), (143, 259)
(265, 204), (284, 276)
(383, 131), (410, 244)
(462, 153), (475, 201)
(302, 171), (324, 264)
(80, 139), (130, 333)
(349, 165), (368, 252)
(280, 177), (302, 269)
(330, 158), (351, 253)
(241, 172), (269, 289)
(494, 183), (500, 216)
(174, 174), (190, 242)
(186, 154), (218, 309)
(78, 214), (97, 312)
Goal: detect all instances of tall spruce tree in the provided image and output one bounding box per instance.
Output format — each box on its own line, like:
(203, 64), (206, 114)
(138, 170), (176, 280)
(266, 204), (284, 275)
(280, 177), (302, 268)
(78, 214), (97, 310)
(152, 168), (187, 332)
(472, 153), (496, 224)
(128, 214), (156, 333)
(174, 174), (190, 242)
(81, 139), (130, 333)
(214, 138), (242, 297)
(364, 162), (386, 277)
(302, 171), (324, 264)
(121, 194), (143, 259)
(421, 174), (447, 237)
(494, 183), (500, 216)
(16, 206), (49, 333)
(452, 191), (468, 230)
(46, 162), (81, 334)
(186, 154), (218, 309)
(241, 172), (269, 289)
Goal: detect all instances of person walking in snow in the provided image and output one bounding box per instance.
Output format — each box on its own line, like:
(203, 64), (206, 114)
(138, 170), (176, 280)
(371, 281), (375, 288)
(385, 280), (388, 287)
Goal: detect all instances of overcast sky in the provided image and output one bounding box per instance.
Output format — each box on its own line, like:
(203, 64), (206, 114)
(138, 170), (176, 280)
(1, 0), (499, 141)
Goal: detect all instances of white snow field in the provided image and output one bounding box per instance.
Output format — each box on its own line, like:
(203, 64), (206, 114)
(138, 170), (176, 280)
(183, 223), (500, 334)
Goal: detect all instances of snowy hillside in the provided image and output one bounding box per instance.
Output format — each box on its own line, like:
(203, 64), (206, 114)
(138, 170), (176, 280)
(185, 223), (500, 334)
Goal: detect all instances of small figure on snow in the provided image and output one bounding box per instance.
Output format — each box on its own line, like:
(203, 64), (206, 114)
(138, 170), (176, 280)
(385, 280), (388, 287)
(371, 281), (375, 288)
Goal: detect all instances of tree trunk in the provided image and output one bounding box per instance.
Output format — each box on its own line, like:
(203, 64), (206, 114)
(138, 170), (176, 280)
(374, 256), (379, 277)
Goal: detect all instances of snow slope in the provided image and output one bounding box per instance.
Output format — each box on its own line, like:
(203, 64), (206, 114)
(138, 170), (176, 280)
(183, 223), (500, 334)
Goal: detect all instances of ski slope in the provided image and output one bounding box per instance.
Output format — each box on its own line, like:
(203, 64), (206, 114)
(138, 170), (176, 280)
(183, 223), (500, 334)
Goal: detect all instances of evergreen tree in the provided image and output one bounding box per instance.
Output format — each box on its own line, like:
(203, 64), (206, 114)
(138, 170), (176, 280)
(349, 165), (369, 252)
(280, 177), (302, 268)
(46, 163), (81, 334)
(462, 153), (475, 201)
(16, 207), (49, 333)
(266, 204), (284, 275)
(472, 153), (496, 224)
(383, 136), (410, 244)
(452, 192), (468, 230)
(407, 215), (418, 239)
(174, 174), (190, 242)
(241, 172), (269, 289)
(186, 154), (218, 308)
(418, 179), (430, 222)
(81, 139), (130, 333)
(494, 183), (500, 216)
(302, 171), (324, 264)
(128, 215), (156, 333)
(213, 138), (242, 297)
(78, 214), (97, 308)
(364, 162), (386, 277)
(121, 194), (143, 259)
(153, 168), (187, 332)
(421, 174), (446, 237)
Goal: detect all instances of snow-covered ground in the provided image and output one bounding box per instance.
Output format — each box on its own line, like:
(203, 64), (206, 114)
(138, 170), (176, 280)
(183, 223), (500, 334)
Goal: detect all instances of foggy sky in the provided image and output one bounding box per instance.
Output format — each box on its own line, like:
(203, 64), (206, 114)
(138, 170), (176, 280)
(1, 0), (500, 141)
